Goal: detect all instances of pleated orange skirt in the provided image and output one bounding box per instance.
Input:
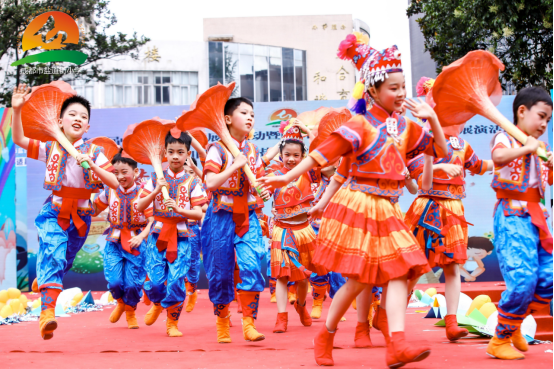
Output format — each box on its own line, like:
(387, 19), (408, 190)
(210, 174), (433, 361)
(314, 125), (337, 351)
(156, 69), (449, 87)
(313, 187), (430, 286)
(271, 220), (327, 282)
(404, 197), (468, 268)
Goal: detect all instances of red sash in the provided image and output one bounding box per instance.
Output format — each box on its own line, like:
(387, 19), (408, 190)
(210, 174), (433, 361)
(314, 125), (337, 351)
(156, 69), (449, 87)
(154, 217), (183, 263)
(120, 228), (141, 256)
(233, 179), (250, 237)
(52, 186), (94, 237)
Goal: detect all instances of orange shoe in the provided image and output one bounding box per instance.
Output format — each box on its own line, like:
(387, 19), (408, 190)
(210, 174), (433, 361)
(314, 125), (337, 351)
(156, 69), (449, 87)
(125, 305), (139, 329)
(144, 303), (163, 326)
(32, 278), (39, 293)
(511, 328), (529, 352)
(354, 321), (372, 348)
(39, 308), (57, 340)
(486, 336), (524, 360)
(445, 314), (468, 341)
(185, 291), (198, 313)
(288, 284), (297, 305)
(143, 291), (151, 305)
(110, 298), (125, 323)
(216, 315), (232, 343)
(294, 301), (312, 326)
(373, 307), (391, 345)
(273, 312), (288, 333)
(242, 316), (265, 341)
(351, 298), (357, 310)
(388, 331), (431, 367)
(314, 325), (336, 366)
(166, 302), (183, 337)
(311, 298), (324, 319)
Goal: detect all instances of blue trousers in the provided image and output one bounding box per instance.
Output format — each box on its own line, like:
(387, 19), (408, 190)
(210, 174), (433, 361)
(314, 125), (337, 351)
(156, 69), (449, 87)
(103, 240), (146, 307)
(494, 208), (553, 323)
(35, 201), (91, 290)
(144, 233), (191, 308)
(186, 223), (201, 285)
(201, 203), (265, 306)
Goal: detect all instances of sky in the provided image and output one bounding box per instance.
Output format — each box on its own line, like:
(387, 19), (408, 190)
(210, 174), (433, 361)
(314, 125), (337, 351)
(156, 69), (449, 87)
(106, 0), (415, 95)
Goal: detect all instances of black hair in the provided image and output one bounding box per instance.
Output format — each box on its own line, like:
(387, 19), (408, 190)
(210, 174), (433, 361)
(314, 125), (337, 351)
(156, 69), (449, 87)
(60, 95), (91, 119)
(188, 157), (198, 166)
(165, 131), (192, 150)
(280, 139), (306, 156)
(224, 97), (253, 116)
(111, 148), (138, 169)
(513, 87), (553, 125)
(467, 236), (494, 252)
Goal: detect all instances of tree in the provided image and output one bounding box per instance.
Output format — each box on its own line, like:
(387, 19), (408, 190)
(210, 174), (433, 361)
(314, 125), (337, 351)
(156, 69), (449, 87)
(0, 0), (150, 105)
(407, 0), (553, 91)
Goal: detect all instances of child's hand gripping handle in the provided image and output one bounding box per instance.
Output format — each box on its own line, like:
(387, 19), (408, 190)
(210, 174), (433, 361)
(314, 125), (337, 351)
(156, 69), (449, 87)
(152, 163), (173, 212)
(56, 131), (91, 169)
(226, 143), (268, 202)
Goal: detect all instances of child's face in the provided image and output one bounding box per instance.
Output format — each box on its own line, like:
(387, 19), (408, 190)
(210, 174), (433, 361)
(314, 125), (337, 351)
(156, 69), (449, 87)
(183, 164), (196, 177)
(281, 143), (303, 170)
(371, 72), (406, 114)
(165, 142), (189, 173)
(518, 102), (552, 138)
(113, 162), (138, 189)
(467, 248), (492, 259)
(58, 103), (89, 143)
(226, 102), (254, 140)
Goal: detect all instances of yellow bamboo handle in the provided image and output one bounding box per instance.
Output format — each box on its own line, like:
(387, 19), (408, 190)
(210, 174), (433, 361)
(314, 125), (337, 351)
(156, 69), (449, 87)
(55, 130), (90, 169)
(152, 161), (173, 211)
(483, 106), (548, 161)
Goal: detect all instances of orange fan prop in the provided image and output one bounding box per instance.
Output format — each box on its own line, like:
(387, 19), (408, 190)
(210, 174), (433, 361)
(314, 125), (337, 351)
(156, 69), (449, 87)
(433, 50), (547, 161)
(176, 82), (264, 196)
(309, 109), (352, 152)
(189, 128), (208, 149)
(297, 107), (332, 137)
(122, 118), (175, 210)
(20, 80), (90, 169)
(87, 137), (119, 162)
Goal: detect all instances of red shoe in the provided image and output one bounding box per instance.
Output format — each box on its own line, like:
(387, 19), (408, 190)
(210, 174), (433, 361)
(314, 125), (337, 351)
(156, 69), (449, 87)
(445, 314), (468, 341)
(354, 321), (372, 348)
(314, 325), (336, 366)
(294, 301), (312, 326)
(273, 312), (288, 333)
(373, 307), (391, 345)
(389, 331), (430, 367)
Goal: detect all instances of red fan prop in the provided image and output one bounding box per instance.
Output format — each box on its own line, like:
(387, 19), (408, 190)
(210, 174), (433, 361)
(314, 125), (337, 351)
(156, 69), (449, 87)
(297, 107), (332, 137)
(21, 80), (90, 169)
(433, 50), (547, 161)
(87, 137), (119, 161)
(122, 118), (175, 210)
(176, 82), (264, 195)
(309, 109), (352, 152)
(189, 128), (208, 149)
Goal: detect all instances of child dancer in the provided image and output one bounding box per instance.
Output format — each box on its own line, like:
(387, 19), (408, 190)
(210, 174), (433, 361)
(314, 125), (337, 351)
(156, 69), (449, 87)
(11, 85), (117, 340)
(404, 119), (492, 341)
(201, 97), (271, 343)
(266, 120), (326, 333)
(137, 131), (206, 337)
(260, 36), (447, 367)
(93, 151), (154, 329)
(486, 87), (553, 360)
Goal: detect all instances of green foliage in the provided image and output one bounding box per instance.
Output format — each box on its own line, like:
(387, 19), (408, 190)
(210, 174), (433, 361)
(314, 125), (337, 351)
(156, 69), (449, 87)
(0, 0), (149, 105)
(407, 0), (553, 91)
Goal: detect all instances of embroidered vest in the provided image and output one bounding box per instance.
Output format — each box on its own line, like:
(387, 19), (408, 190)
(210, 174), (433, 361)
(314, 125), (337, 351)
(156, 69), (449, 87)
(106, 186), (147, 230)
(44, 141), (104, 191)
(152, 170), (198, 220)
(206, 140), (260, 198)
(491, 133), (548, 199)
(272, 168), (318, 219)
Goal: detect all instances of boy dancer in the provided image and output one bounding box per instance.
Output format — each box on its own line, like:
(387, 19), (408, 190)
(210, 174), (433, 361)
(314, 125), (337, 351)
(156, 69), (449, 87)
(137, 132), (206, 337)
(201, 97), (270, 343)
(94, 151), (154, 329)
(11, 84), (118, 339)
(486, 87), (553, 360)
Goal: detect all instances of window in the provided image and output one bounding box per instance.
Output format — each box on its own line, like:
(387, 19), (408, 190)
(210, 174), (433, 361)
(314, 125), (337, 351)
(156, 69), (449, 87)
(68, 78), (95, 106)
(104, 71), (198, 107)
(209, 42), (306, 102)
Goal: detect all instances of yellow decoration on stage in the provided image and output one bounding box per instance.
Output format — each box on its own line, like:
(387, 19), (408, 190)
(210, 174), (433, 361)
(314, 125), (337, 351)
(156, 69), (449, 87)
(107, 292), (114, 303)
(0, 304), (13, 318)
(7, 288), (21, 299)
(466, 295), (491, 316)
(479, 302), (497, 319)
(9, 299), (20, 313)
(31, 299), (41, 310)
(19, 294), (28, 306)
(0, 290), (8, 303)
(71, 292), (83, 306)
(425, 288), (437, 297)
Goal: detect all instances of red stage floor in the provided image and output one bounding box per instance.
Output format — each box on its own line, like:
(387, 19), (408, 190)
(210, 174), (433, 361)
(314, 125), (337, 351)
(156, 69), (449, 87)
(1, 289), (552, 368)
